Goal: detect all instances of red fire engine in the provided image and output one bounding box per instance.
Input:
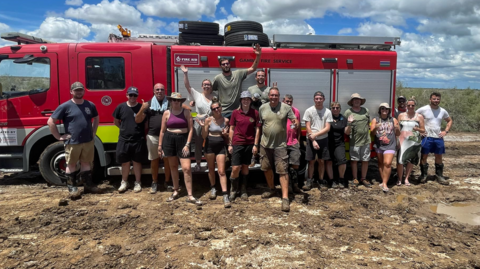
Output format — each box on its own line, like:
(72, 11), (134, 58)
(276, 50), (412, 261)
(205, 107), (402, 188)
(0, 30), (400, 185)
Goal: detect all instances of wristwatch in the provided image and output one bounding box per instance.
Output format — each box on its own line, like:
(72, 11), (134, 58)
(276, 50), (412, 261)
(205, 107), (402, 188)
(445, 130), (449, 133)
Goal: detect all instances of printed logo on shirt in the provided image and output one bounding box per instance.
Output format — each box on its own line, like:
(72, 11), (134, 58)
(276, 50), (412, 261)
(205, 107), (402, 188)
(85, 107), (91, 115)
(249, 117), (254, 123)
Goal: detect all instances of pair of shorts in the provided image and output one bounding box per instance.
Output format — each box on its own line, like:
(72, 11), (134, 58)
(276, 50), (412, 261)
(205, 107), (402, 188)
(260, 146), (288, 175)
(421, 137), (445, 155)
(146, 135), (160, 160)
(350, 144), (371, 162)
(205, 136), (226, 155)
(65, 139), (95, 165)
(231, 144), (254, 166)
(162, 131), (189, 159)
(328, 144), (347, 166)
(376, 149), (396, 155)
(306, 137), (331, 161)
(287, 143), (301, 166)
(116, 139), (147, 164)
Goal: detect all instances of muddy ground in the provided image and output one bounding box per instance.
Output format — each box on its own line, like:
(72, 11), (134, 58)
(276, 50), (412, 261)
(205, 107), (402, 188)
(1, 133), (480, 269)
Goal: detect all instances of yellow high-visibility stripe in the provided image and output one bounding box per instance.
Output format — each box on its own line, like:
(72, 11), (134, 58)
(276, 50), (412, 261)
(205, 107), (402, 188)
(96, 125), (119, 143)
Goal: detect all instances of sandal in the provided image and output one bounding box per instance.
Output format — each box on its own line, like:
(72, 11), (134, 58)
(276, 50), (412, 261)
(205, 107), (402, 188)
(381, 184), (389, 192)
(404, 181), (411, 186)
(186, 197), (202, 206)
(166, 191), (179, 202)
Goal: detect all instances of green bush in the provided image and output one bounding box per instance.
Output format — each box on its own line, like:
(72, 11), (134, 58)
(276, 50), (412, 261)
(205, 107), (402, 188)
(396, 82), (480, 132)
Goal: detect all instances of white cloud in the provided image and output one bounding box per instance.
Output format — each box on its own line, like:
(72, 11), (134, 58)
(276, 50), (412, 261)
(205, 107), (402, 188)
(0, 22), (10, 33)
(338, 28), (352, 35)
(0, 23), (12, 48)
(417, 19), (471, 37)
(220, 7), (228, 16)
(356, 22), (403, 37)
(91, 18), (166, 42)
(262, 19), (315, 37)
(65, 0), (83, 6)
(165, 22), (179, 34)
(214, 15), (241, 35)
(137, 0), (219, 19)
(27, 17), (90, 42)
(65, 0), (144, 26)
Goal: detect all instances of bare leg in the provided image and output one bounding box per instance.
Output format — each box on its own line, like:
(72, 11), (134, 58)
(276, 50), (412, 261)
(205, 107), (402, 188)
(325, 160), (333, 180)
(397, 163), (404, 184)
(420, 154), (428, 165)
(405, 162), (414, 184)
(179, 158), (193, 197)
(351, 161), (358, 180)
(205, 153), (216, 187)
(168, 157), (180, 195)
(79, 162), (91, 172)
(308, 160), (316, 179)
(338, 164), (346, 178)
(230, 165), (241, 179)
(151, 158), (159, 183)
(279, 174), (289, 199)
(434, 154), (443, 165)
(121, 162), (130, 182)
(194, 132), (203, 167)
(381, 154), (394, 188)
(317, 159), (325, 179)
(264, 169), (275, 189)
(241, 165), (250, 176)
(361, 161), (369, 180)
(164, 157), (171, 183)
(216, 154), (227, 192)
(132, 161), (142, 183)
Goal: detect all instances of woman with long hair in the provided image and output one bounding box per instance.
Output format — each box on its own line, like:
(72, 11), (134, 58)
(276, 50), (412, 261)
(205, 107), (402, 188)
(370, 103), (400, 192)
(198, 102), (230, 207)
(397, 98), (425, 186)
(158, 92), (201, 205)
(180, 65), (215, 172)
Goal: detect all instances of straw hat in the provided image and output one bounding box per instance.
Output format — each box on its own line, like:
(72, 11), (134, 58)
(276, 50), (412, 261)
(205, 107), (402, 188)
(166, 92), (187, 102)
(347, 93), (366, 106)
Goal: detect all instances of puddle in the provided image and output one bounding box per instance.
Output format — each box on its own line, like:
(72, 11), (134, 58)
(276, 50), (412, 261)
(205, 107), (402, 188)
(430, 203), (480, 226)
(396, 194), (427, 204)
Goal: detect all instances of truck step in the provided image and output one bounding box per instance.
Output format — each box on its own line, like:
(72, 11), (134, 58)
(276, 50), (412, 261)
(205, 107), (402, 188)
(0, 153), (23, 158)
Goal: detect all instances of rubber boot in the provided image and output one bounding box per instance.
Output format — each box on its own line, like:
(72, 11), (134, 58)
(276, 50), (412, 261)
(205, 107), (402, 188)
(81, 171), (102, 194)
(302, 178), (313, 191)
(229, 178), (239, 201)
(289, 168), (302, 193)
(435, 163), (449, 185)
(66, 171), (81, 200)
(240, 174), (248, 199)
(418, 163), (429, 184)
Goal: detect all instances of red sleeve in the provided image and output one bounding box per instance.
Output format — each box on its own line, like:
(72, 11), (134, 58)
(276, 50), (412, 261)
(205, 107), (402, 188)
(230, 110), (237, 126)
(255, 110), (262, 127)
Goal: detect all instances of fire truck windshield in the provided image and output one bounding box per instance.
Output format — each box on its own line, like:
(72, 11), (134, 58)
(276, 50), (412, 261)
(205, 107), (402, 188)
(0, 57), (50, 99)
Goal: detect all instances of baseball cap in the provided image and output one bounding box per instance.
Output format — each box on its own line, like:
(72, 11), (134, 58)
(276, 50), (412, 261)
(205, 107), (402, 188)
(397, 96), (406, 101)
(127, 86), (139, 96)
(70, 82), (85, 91)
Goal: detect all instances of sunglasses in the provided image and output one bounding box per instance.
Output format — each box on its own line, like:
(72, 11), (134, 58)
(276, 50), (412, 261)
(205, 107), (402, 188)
(171, 99), (182, 102)
(212, 107), (221, 111)
(128, 94), (138, 97)
(203, 84), (211, 86)
(407, 105), (415, 107)
(154, 88), (165, 91)
(331, 107), (340, 110)
(221, 63), (230, 66)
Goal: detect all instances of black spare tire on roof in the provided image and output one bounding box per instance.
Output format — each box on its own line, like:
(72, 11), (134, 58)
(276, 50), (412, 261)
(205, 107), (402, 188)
(179, 33), (224, 45)
(224, 31), (269, 47)
(178, 21), (219, 35)
(224, 21), (263, 36)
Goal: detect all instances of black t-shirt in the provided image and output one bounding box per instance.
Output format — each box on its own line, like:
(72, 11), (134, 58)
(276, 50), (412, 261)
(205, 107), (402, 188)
(113, 102), (145, 142)
(144, 101), (165, 136)
(328, 114), (348, 146)
(51, 100), (98, 145)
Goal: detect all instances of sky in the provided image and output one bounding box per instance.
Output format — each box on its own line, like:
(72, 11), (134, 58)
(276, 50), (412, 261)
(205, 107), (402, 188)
(1, 0), (479, 89)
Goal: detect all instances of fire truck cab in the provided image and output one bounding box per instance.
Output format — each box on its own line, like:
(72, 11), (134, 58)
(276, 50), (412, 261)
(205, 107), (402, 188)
(0, 31), (400, 185)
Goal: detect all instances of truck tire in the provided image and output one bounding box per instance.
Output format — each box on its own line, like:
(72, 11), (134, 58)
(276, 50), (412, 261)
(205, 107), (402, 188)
(179, 33), (224, 45)
(178, 21), (219, 35)
(224, 31), (269, 47)
(39, 141), (68, 186)
(224, 21), (263, 36)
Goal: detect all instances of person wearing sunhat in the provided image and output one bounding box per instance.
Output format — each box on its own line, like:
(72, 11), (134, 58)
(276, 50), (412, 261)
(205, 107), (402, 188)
(158, 92), (202, 205)
(113, 86), (148, 194)
(344, 93), (372, 188)
(370, 103), (400, 192)
(48, 81), (101, 199)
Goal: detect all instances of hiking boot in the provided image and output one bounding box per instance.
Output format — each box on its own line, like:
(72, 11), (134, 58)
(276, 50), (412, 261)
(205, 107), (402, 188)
(118, 180), (129, 193)
(149, 182), (158, 194)
(318, 179), (329, 191)
(281, 198), (290, 212)
(81, 171), (102, 194)
(418, 163), (429, 184)
(360, 179), (372, 188)
(261, 188), (277, 199)
(292, 183), (302, 194)
(302, 178), (313, 191)
(66, 172), (81, 200)
(164, 181), (174, 192)
(133, 182), (142, 193)
(435, 163), (449, 185)
(240, 175), (248, 199)
(229, 177), (239, 201)
(338, 178), (346, 189)
(331, 178), (340, 189)
(209, 187), (217, 200)
(223, 194), (231, 208)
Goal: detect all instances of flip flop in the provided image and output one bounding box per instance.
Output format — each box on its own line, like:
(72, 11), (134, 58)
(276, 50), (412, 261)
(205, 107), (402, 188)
(166, 191), (179, 202)
(381, 185), (389, 192)
(405, 181), (411, 186)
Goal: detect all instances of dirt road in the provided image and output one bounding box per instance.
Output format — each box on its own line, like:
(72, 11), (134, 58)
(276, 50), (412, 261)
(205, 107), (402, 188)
(1, 133), (479, 268)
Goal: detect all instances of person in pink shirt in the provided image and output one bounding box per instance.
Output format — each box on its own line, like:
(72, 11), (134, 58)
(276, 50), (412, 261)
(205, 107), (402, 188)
(283, 94), (302, 193)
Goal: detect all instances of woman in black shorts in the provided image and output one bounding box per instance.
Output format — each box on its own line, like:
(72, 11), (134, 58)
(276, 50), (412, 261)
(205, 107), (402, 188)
(199, 102), (230, 207)
(158, 92), (201, 205)
(327, 102), (348, 188)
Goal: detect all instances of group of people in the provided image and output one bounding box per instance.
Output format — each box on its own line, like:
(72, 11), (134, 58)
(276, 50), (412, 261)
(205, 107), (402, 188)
(47, 44), (453, 212)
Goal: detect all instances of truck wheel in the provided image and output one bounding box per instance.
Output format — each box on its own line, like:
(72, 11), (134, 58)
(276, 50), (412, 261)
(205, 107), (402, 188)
(178, 21), (219, 34)
(39, 141), (68, 186)
(224, 21), (263, 36)
(224, 31), (269, 47)
(179, 33), (224, 45)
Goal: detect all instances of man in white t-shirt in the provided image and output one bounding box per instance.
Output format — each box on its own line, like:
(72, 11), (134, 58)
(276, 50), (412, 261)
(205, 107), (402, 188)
(302, 91), (333, 191)
(416, 92), (453, 185)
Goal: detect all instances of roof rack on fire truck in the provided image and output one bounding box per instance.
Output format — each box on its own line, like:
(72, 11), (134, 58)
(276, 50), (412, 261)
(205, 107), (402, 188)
(1, 32), (54, 45)
(272, 34), (401, 50)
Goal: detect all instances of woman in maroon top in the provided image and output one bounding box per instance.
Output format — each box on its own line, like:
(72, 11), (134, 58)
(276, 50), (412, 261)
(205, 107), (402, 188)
(228, 91), (261, 201)
(158, 93), (201, 205)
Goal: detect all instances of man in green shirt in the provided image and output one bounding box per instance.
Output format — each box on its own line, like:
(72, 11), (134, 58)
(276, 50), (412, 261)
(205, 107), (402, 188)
(248, 70), (270, 110)
(344, 93), (372, 188)
(259, 87), (298, 212)
(213, 44), (262, 118)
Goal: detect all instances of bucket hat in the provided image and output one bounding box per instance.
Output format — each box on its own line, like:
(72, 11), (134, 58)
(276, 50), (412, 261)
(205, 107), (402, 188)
(347, 93), (366, 106)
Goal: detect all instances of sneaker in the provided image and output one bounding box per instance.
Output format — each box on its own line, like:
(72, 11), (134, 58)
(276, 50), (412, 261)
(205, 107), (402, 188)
(209, 187), (217, 200)
(261, 188), (277, 199)
(164, 181), (174, 192)
(149, 182), (158, 194)
(118, 180), (129, 193)
(281, 198), (290, 212)
(134, 182), (142, 193)
(360, 179), (372, 188)
(302, 178), (313, 191)
(318, 179), (329, 190)
(223, 194), (231, 208)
